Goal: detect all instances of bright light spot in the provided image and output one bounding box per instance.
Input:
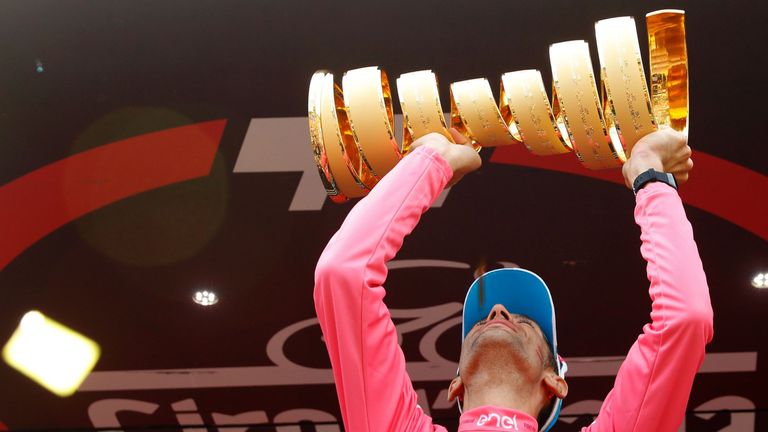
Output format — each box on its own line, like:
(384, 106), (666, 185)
(2, 311), (100, 397)
(20, 311), (45, 329)
(753, 272), (768, 289)
(193, 290), (218, 306)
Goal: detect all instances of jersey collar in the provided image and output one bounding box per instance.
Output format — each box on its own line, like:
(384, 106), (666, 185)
(458, 405), (539, 431)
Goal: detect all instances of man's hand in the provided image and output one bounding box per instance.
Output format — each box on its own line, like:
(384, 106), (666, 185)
(622, 127), (692, 189)
(410, 129), (482, 187)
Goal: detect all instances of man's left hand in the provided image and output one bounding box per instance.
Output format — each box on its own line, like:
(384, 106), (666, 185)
(622, 127), (693, 189)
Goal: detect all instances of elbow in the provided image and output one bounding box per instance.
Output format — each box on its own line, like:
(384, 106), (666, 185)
(666, 302), (714, 347)
(313, 255), (336, 302)
(313, 252), (361, 304)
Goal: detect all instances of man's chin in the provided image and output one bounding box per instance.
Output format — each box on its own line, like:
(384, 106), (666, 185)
(468, 331), (527, 363)
(474, 327), (522, 346)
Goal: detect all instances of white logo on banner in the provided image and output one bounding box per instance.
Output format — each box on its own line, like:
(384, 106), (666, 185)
(233, 116), (451, 211)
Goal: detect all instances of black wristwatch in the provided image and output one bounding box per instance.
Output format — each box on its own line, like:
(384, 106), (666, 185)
(632, 168), (677, 195)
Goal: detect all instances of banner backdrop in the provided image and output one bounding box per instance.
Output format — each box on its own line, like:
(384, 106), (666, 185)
(0, 1), (766, 431)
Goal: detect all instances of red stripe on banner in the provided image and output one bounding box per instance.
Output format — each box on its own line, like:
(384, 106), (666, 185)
(490, 145), (768, 241)
(0, 120), (227, 270)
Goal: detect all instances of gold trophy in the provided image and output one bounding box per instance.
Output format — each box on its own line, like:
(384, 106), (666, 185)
(308, 10), (688, 202)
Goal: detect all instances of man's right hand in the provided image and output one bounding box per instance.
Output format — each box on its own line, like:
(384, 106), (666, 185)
(410, 129), (482, 187)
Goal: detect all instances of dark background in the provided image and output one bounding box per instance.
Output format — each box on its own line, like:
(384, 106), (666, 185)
(0, 0), (766, 430)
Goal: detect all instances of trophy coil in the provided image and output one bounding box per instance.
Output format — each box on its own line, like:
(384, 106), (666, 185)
(308, 10), (688, 202)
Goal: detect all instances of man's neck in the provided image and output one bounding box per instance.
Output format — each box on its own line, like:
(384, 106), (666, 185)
(464, 384), (541, 419)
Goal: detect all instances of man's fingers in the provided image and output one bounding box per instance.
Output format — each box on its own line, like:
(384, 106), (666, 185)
(409, 132), (449, 151)
(449, 128), (470, 145)
(674, 172), (689, 184)
(682, 145), (692, 159)
(668, 158), (693, 185)
(668, 157), (694, 175)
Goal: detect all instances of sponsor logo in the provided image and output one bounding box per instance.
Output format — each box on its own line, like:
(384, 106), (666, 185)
(477, 412), (518, 430)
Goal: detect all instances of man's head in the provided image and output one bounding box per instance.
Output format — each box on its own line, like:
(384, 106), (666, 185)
(448, 268), (568, 431)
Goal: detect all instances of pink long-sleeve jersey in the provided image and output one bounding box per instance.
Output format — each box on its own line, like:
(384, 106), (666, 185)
(314, 146), (714, 432)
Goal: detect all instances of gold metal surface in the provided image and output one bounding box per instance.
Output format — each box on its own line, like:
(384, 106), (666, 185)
(500, 70), (571, 156)
(308, 72), (335, 197)
(449, 78), (520, 148)
(308, 9), (690, 203)
(595, 17), (657, 157)
(319, 73), (369, 200)
(647, 9), (688, 134)
(396, 70), (453, 153)
(308, 72), (347, 202)
(343, 67), (402, 179)
(550, 41), (620, 169)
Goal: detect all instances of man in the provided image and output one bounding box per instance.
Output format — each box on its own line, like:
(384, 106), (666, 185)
(314, 127), (713, 431)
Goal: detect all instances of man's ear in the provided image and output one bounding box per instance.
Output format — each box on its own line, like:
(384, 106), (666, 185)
(543, 371), (568, 399)
(447, 375), (465, 403)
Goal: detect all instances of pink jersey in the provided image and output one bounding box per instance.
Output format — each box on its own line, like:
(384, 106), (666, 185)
(314, 146), (713, 431)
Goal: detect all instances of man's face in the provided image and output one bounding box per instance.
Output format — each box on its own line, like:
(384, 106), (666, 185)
(459, 304), (553, 382)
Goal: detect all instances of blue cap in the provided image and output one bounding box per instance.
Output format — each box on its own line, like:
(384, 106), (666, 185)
(461, 268), (567, 432)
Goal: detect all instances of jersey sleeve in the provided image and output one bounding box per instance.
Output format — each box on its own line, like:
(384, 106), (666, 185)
(584, 183), (714, 431)
(313, 146), (452, 432)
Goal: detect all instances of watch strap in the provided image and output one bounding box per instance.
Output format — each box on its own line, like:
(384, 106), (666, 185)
(632, 168), (677, 195)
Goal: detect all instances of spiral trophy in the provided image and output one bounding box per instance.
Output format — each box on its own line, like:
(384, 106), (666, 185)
(308, 10), (689, 203)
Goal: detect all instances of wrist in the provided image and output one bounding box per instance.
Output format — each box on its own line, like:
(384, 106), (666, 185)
(626, 151), (663, 185)
(632, 168), (677, 195)
(419, 141), (457, 172)
(410, 143), (456, 182)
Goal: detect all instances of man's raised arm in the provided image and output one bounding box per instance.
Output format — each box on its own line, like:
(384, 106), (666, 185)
(313, 132), (480, 432)
(585, 129), (714, 431)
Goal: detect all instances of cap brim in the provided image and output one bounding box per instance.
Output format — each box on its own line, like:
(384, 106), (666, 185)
(462, 268), (558, 357)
